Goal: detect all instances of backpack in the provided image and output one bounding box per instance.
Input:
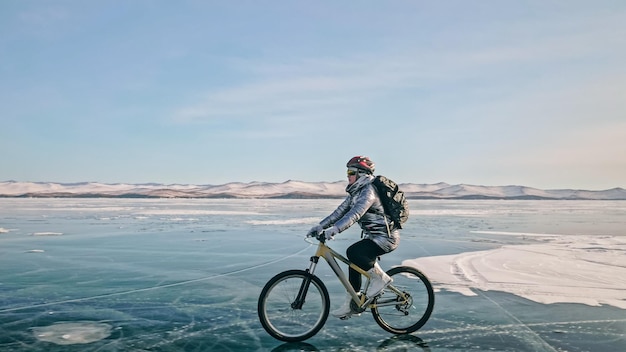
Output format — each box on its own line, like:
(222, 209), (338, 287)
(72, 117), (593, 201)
(372, 175), (409, 229)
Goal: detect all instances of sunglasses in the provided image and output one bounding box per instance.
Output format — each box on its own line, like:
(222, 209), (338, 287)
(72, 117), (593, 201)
(347, 170), (358, 176)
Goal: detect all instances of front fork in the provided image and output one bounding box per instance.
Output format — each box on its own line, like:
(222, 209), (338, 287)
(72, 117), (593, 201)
(292, 254), (371, 311)
(291, 255), (320, 310)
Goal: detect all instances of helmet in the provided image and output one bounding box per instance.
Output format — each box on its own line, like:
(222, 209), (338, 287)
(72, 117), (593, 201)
(346, 156), (375, 174)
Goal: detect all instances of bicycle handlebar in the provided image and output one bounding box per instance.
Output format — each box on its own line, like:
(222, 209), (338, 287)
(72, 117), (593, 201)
(305, 230), (327, 244)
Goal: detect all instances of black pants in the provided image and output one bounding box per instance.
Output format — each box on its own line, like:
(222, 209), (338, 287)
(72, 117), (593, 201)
(346, 239), (386, 292)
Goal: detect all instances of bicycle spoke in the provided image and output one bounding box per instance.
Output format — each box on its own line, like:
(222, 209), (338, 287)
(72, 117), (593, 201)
(371, 267), (434, 334)
(258, 270), (330, 342)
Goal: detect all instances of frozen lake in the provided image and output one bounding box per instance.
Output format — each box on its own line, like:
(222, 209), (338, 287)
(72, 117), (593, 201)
(1, 198), (625, 351)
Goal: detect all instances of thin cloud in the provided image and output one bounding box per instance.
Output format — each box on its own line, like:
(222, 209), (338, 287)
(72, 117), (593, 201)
(170, 6), (625, 130)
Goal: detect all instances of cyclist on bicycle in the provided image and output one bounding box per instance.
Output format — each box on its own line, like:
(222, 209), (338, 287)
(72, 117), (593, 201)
(307, 156), (399, 319)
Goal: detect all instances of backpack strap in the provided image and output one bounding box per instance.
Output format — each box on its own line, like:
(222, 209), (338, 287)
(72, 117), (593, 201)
(383, 214), (392, 238)
(371, 181), (392, 237)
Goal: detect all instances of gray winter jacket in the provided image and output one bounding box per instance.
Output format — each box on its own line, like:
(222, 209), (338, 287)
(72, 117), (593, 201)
(319, 174), (399, 252)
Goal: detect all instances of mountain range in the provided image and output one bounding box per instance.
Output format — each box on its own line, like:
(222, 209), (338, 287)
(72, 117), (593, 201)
(1, 181), (625, 200)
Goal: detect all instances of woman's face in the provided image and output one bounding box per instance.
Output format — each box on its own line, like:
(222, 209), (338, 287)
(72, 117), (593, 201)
(347, 169), (358, 185)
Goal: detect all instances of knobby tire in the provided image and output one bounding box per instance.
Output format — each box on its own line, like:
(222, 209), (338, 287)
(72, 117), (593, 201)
(258, 270), (330, 342)
(371, 266), (435, 334)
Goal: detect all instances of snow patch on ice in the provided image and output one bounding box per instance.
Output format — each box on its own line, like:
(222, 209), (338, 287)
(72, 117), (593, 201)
(246, 217), (320, 225)
(137, 209), (261, 216)
(32, 232), (63, 236)
(31, 321), (112, 345)
(470, 230), (562, 237)
(404, 233), (626, 309)
(168, 217), (200, 221)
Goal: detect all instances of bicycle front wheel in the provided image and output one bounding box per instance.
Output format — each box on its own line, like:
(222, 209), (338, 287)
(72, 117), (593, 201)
(258, 270), (330, 342)
(371, 266), (434, 334)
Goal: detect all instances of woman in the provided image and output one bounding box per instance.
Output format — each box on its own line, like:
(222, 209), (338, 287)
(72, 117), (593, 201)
(307, 156), (400, 319)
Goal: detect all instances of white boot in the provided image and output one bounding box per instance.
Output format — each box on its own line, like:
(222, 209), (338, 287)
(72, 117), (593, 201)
(331, 293), (359, 319)
(366, 262), (392, 298)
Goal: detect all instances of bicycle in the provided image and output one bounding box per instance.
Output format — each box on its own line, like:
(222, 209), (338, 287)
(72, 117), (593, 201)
(257, 231), (435, 342)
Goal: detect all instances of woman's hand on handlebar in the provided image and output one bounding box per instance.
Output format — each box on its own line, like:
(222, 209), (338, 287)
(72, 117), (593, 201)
(306, 224), (323, 238)
(306, 226), (338, 242)
(323, 226), (338, 239)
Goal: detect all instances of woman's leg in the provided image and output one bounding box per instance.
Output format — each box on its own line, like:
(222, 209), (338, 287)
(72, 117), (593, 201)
(346, 239), (386, 292)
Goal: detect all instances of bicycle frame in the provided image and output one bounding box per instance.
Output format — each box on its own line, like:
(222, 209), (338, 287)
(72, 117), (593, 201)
(298, 236), (404, 311)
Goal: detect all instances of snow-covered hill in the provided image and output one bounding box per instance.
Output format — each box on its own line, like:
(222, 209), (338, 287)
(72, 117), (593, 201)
(1, 181), (624, 200)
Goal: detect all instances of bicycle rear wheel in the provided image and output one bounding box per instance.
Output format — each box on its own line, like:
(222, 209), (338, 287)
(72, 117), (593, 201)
(371, 266), (434, 334)
(258, 270), (330, 342)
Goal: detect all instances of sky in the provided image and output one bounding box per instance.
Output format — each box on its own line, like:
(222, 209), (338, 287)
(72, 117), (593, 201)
(1, 1), (625, 190)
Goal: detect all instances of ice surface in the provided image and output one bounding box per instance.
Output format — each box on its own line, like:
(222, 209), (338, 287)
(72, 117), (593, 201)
(0, 198), (624, 351)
